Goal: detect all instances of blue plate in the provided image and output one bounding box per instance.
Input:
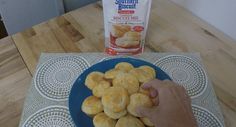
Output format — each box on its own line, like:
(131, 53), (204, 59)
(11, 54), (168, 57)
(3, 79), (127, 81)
(69, 58), (171, 127)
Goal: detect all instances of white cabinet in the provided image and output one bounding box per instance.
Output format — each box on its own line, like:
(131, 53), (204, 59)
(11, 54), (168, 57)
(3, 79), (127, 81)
(0, 0), (64, 35)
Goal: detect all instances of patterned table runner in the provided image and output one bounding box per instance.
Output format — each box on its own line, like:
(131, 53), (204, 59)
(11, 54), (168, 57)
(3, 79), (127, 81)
(19, 53), (225, 127)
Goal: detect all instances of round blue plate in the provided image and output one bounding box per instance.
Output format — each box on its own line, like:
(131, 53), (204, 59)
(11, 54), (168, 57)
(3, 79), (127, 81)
(69, 58), (171, 127)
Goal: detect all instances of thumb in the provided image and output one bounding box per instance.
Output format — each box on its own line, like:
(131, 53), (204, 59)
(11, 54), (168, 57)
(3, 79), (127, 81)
(136, 106), (153, 117)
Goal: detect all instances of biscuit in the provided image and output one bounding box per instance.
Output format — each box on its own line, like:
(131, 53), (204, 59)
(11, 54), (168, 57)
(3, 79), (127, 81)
(93, 113), (116, 127)
(127, 93), (153, 117)
(115, 39), (140, 48)
(115, 32), (141, 47)
(112, 72), (139, 94)
(85, 72), (105, 90)
(139, 66), (156, 79)
(117, 36), (140, 42)
(115, 62), (134, 72)
(129, 68), (153, 83)
(82, 96), (103, 116)
(102, 86), (129, 112)
(115, 115), (145, 127)
(140, 117), (154, 127)
(111, 25), (131, 38)
(93, 81), (111, 98)
(104, 69), (123, 80)
(104, 108), (127, 119)
(123, 31), (141, 40)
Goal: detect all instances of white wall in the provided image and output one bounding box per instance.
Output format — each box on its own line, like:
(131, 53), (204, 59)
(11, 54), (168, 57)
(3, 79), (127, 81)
(171, 0), (236, 41)
(63, 0), (98, 12)
(0, 0), (64, 35)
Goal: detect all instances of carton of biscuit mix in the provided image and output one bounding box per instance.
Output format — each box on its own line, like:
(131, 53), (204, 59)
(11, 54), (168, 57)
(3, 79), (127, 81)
(103, 0), (152, 55)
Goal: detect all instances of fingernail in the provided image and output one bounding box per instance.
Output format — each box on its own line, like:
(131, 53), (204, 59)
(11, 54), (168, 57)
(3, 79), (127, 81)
(150, 90), (157, 97)
(142, 83), (150, 89)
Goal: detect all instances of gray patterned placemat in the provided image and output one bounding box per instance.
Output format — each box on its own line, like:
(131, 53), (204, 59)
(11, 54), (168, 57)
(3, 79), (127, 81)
(19, 53), (225, 127)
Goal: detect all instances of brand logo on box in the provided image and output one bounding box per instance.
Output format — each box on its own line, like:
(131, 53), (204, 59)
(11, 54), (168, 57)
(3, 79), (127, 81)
(115, 0), (138, 14)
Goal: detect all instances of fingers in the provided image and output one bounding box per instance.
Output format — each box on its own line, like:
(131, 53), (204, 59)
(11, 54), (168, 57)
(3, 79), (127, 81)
(142, 79), (171, 98)
(176, 85), (190, 102)
(149, 88), (158, 98)
(152, 98), (159, 106)
(142, 79), (172, 90)
(179, 87), (192, 112)
(136, 106), (154, 118)
(142, 79), (162, 89)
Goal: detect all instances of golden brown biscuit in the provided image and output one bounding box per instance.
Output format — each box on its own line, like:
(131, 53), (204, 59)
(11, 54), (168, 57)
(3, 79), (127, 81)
(93, 81), (111, 98)
(115, 62), (134, 72)
(82, 96), (103, 116)
(117, 36), (140, 42)
(85, 72), (105, 90)
(115, 39), (140, 48)
(104, 69), (123, 80)
(127, 93), (153, 117)
(139, 66), (156, 79)
(93, 113), (116, 127)
(115, 115), (145, 127)
(129, 68), (153, 83)
(111, 25), (131, 38)
(112, 72), (139, 94)
(115, 31), (141, 48)
(140, 117), (154, 127)
(104, 108), (127, 119)
(102, 86), (129, 112)
(123, 31), (141, 40)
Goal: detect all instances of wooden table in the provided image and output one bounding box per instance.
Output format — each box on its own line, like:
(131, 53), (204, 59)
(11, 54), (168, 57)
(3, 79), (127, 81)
(0, 0), (235, 126)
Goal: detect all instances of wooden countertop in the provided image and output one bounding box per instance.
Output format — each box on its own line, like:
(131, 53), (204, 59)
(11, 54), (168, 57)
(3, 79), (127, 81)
(0, 0), (235, 126)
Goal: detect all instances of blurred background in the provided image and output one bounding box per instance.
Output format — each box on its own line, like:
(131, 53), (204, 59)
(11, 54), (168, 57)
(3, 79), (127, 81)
(0, 0), (235, 40)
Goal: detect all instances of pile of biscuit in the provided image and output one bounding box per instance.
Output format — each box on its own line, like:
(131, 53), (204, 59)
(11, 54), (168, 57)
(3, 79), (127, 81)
(82, 62), (156, 127)
(111, 25), (141, 48)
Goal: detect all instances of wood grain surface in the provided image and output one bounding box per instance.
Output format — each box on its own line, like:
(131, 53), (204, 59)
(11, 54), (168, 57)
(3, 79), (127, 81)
(0, 37), (32, 127)
(0, 0), (235, 126)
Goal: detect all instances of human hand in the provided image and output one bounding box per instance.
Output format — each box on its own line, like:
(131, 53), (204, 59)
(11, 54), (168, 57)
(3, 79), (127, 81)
(136, 79), (198, 127)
